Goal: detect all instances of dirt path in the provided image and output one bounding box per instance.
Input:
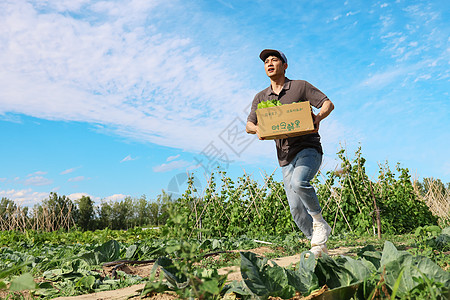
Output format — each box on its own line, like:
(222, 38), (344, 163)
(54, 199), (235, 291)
(54, 246), (355, 300)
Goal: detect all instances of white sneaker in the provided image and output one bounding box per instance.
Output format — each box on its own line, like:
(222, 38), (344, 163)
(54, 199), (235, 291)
(305, 244), (328, 259)
(311, 221), (332, 246)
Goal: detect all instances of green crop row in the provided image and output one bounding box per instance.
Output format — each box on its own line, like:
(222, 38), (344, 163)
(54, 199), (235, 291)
(0, 225), (449, 299)
(164, 147), (444, 241)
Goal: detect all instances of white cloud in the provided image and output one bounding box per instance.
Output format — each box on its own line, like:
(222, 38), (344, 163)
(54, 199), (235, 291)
(27, 171), (47, 177)
(102, 194), (128, 202)
(414, 74), (431, 82)
(216, 0), (234, 9)
(377, 2), (447, 67)
(24, 176), (53, 186)
(167, 154), (180, 162)
(0, 113), (22, 123)
(68, 192), (103, 205)
(32, 0), (93, 12)
(0, 1), (253, 156)
(346, 11), (359, 17)
(0, 178), (6, 182)
(153, 160), (191, 173)
(120, 155), (137, 163)
(68, 192), (91, 200)
(362, 67), (407, 87)
(60, 167), (80, 175)
(68, 176), (87, 182)
(0, 189), (48, 207)
(379, 15), (393, 29)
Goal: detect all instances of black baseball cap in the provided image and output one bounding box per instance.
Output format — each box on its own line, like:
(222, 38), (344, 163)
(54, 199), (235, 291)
(259, 49), (287, 64)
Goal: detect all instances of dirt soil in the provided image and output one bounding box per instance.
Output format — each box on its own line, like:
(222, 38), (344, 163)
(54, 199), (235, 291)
(52, 246), (355, 300)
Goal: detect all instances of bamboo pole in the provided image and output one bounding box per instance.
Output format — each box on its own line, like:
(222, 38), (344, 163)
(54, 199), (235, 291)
(369, 181), (381, 239)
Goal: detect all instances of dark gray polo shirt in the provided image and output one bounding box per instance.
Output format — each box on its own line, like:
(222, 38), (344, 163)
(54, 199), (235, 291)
(247, 78), (329, 167)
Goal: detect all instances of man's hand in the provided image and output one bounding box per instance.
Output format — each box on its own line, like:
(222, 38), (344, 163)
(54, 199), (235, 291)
(311, 100), (334, 133)
(312, 112), (321, 133)
(246, 121), (265, 140)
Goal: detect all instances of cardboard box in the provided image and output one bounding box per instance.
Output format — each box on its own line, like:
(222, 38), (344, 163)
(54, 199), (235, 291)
(256, 101), (315, 140)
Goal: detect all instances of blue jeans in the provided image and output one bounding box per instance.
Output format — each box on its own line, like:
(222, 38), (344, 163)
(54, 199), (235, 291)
(282, 148), (322, 239)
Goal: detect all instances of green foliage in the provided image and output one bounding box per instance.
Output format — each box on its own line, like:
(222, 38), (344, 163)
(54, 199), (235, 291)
(1, 191), (172, 232)
(142, 240), (227, 299)
(96, 193), (172, 230)
(0, 238), (144, 298)
(163, 170), (294, 239)
(0, 198), (19, 222)
(316, 146), (439, 236)
(316, 147), (374, 235)
(226, 242), (450, 299)
(75, 196), (95, 231)
(257, 99), (282, 109)
(31, 192), (77, 231)
(376, 163), (438, 234)
(409, 226), (450, 268)
(0, 227), (448, 299)
(164, 147), (441, 240)
(1, 146), (445, 236)
(239, 251), (297, 299)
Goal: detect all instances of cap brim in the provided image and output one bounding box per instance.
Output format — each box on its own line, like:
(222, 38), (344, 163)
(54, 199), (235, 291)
(259, 49), (280, 62)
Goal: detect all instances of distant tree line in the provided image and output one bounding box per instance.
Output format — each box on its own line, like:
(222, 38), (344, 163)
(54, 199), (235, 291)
(0, 191), (173, 232)
(0, 171), (448, 233)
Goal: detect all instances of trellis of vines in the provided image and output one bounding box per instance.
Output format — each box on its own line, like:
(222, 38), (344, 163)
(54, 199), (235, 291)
(163, 169), (295, 239)
(0, 199), (76, 232)
(165, 147), (440, 239)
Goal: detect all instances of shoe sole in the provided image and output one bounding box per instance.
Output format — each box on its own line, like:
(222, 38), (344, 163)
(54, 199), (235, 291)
(304, 245), (328, 259)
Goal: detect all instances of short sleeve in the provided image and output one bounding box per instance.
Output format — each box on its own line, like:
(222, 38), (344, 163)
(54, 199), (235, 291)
(247, 93), (262, 124)
(304, 81), (329, 109)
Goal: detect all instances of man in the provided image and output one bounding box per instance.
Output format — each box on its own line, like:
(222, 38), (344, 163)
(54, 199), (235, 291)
(246, 49), (334, 258)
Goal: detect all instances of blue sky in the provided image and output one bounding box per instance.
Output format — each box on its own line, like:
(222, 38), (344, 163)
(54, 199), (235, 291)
(0, 0), (449, 207)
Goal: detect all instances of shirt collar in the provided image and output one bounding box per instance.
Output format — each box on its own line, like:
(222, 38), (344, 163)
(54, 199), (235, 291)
(264, 77), (291, 97)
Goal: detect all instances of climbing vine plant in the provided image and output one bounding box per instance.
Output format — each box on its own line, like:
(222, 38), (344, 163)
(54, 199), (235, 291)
(164, 147), (439, 239)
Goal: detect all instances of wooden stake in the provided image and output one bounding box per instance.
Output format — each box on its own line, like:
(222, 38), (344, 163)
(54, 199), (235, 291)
(369, 181), (381, 239)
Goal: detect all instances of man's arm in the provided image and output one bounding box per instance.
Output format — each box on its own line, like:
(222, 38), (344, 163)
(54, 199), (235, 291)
(312, 99), (334, 132)
(246, 121), (265, 140)
(246, 121), (257, 134)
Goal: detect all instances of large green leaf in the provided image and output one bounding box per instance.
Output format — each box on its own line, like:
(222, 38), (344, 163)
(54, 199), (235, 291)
(141, 280), (171, 297)
(76, 275), (96, 291)
(222, 280), (254, 298)
(442, 226), (450, 235)
(315, 254), (355, 289)
(153, 256), (188, 289)
(80, 251), (102, 265)
(96, 240), (120, 262)
(380, 241), (409, 267)
(285, 251), (319, 296)
(314, 283), (360, 300)
(9, 273), (36, 291)
(0, 261), (33, 279)
(357, 244), (381, 270)
(80, 240), (120, 265)
(339, 255), (375, 282)
(380, 241), (450, 297)
(240, 251), (295, 299)
(126, 244), (138, 259)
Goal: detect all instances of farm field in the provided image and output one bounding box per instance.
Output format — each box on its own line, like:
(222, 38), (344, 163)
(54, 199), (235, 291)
(1, 149), (449, 299)
(0, 226), (449, 299)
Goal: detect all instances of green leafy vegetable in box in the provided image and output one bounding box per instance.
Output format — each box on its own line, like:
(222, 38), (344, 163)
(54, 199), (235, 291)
(257, 99), (282, 109)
